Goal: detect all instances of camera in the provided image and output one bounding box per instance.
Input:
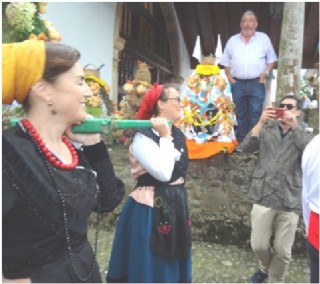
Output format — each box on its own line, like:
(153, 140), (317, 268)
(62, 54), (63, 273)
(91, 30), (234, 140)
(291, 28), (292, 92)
(272, 108), (285, 119)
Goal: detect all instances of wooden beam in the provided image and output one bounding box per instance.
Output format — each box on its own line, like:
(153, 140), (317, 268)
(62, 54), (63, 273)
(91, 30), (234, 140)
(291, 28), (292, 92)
(194, 3), (215, 56)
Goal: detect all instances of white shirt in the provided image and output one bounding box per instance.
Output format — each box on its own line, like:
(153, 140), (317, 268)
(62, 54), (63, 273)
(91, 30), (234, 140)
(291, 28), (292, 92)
(132, 130), (181, 182)
(301, 134), (320, 232)
(220, 31), (278, 79)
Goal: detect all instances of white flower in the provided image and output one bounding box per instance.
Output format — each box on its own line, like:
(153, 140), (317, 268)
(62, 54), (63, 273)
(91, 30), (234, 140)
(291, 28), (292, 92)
(6, 2), (37, 33)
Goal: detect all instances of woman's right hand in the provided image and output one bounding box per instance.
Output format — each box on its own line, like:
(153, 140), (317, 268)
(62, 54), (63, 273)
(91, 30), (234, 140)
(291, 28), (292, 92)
(150, 117), (171, 138)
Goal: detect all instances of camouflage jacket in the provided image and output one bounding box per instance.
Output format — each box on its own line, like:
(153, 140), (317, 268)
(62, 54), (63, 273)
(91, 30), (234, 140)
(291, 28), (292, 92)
(242, 121), (313, 213)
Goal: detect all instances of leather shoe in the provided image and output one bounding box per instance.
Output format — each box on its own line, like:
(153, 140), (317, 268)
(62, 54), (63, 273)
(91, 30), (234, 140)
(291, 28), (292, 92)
(249, 269), (268, 283)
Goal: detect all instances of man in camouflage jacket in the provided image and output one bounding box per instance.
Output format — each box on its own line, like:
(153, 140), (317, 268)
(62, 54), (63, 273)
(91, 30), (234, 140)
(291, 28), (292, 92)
(241, 95), (313, 283)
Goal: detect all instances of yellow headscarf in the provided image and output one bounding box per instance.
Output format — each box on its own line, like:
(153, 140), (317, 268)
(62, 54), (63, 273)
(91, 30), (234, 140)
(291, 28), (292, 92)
(2, 40), (46, 104)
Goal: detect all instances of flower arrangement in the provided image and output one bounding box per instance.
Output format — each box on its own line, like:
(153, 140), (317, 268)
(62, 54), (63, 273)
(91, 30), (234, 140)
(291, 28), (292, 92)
(179, 54), (237, 144)
(84, 65), (113, 117)
(2, 2), (61, 43)
(5, 2), (37, 36)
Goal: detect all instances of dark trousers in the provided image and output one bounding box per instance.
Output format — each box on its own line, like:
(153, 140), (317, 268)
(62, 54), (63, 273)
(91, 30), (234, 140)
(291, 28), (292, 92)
(231, 78), (265, 142)
(307, 240), (319, 283)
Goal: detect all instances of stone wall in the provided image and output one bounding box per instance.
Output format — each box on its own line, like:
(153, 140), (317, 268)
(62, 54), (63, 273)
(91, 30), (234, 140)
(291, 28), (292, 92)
(96, 144), (307, 255)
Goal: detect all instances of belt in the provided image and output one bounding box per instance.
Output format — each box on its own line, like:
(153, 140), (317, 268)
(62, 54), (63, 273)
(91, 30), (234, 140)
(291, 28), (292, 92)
(234, 77), (260, 81)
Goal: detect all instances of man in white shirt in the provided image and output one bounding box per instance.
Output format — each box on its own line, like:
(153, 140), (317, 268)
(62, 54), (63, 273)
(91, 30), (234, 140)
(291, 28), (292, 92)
(220, 10), (278, 143)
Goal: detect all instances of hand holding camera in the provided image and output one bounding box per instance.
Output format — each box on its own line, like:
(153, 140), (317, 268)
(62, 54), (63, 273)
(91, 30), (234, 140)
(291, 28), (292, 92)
(270, 108), (285, 119)
(259, 107), (282, 124)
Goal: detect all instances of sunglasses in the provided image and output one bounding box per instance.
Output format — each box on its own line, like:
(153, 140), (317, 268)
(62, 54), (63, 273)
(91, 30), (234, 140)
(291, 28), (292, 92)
(164, 97), (181, 103)
(279, 103), (297, 110)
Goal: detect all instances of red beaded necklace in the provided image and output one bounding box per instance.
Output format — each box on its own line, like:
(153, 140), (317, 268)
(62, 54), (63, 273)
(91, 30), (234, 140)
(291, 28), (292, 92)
(21, 118), (79, 170)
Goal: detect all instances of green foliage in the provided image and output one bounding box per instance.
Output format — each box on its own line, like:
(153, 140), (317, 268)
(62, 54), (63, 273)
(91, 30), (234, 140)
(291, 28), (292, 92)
(32, 11), (48, 37)
(299, 77), (313, 99)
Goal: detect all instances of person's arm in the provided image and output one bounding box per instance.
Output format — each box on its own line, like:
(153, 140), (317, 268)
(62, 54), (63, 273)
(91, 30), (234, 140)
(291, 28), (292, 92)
(250, 120), (265, 138)
(220, 39), (237, 84)
(259, 33), (278, 82)
(251, 107), (275, 137)
(242, 107), (276, 152)
(2, 170), (32, 283)
(82, 141), (125, 213)
(280, 110), (314, 151)
(265, 62), (275, 76)
(224, 67), (236, 84)
(259, 62), (276, 83)
(132, 133), (178, 182)
(64, 123), (125, 212)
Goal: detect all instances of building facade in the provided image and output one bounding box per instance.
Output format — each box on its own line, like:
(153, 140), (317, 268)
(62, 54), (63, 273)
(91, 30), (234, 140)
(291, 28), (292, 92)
(45, 2), (191, 105)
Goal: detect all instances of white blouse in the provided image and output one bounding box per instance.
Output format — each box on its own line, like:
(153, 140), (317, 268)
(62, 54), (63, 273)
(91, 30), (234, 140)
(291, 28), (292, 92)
(129, 129), (183, 207)
(132, 130), (181, 182)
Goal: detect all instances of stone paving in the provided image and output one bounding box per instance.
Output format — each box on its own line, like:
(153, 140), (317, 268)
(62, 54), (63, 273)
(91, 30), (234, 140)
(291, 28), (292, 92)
(89, 226), (310, 283)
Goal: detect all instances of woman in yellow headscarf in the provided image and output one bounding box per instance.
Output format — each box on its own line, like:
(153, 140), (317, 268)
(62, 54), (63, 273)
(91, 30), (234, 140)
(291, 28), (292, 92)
(2, 40), (125, 282)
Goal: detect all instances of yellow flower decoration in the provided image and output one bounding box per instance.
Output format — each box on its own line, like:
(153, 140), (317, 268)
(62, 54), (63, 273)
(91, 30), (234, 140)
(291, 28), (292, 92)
(195, 64), (220, 76)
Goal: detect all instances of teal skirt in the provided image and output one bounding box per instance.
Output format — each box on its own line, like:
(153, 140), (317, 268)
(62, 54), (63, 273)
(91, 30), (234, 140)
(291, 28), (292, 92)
(106, 197), (192, 283)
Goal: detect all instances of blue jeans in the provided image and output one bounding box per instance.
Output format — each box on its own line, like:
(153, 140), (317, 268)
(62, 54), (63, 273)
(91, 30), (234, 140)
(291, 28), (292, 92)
(231, 78), (265, 142)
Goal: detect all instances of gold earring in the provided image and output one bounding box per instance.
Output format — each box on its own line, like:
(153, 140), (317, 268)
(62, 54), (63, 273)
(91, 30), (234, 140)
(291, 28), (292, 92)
(47, 101), (56, 115)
